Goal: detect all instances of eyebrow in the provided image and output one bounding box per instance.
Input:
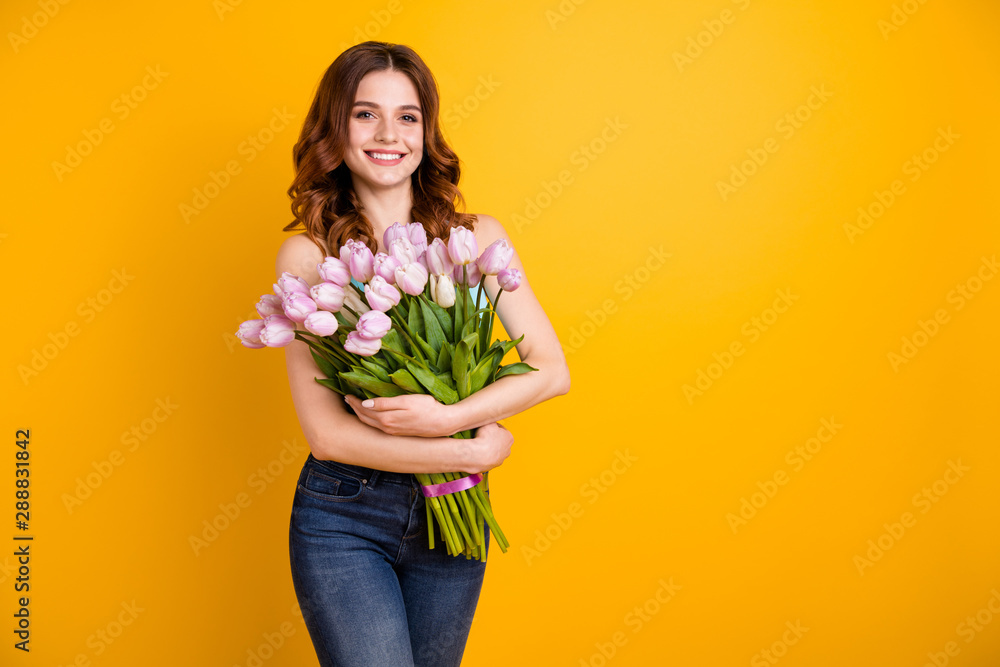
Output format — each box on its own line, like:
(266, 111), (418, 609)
(352, 100), (422, 113)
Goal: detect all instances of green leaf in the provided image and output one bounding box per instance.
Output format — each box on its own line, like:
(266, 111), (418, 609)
(310, 347), (338, 378)
(418, 297), (446, 355)
(469, 347), (502, 392)
(408, 295), (426, 340)
(424, 299), (453, 341)
(338, 370), (408, 397)
(389, 368), (424, 393)
(452, 332), (479, 400)
(495, 362), (539, 380)
(406, 361), (459, 404)
(359, 358), (391, 383)
(435, 340), (453, 371)
(315, 377), (347, 395)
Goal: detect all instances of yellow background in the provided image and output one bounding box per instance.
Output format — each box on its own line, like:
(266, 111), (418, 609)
(5, 0), (1000, 665)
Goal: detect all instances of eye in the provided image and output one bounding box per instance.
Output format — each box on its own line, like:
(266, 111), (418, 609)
(402, 114), (419, 123)
(355, 111), (375, 119)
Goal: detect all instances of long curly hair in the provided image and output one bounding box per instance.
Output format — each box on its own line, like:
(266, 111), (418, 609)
(283, 41), (477, 257)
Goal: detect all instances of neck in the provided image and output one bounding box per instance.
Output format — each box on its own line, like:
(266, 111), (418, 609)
(350, 176), (415, 244)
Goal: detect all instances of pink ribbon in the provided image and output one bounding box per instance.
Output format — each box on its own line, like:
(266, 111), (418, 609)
(421, 473), (482, 498)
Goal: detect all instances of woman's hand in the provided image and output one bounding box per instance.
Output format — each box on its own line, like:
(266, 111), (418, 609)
(343, 393), (456, 437)
(466, 422), (514, 473)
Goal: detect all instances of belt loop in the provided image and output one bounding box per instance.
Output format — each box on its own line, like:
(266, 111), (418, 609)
(365, 469), (381, 489)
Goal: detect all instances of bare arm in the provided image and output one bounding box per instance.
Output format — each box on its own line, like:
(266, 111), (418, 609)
(344, 214), (571, 436)
(276, 233), (512, 474)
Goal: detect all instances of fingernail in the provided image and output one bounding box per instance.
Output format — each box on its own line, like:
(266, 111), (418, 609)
(362, 399), (374, 408)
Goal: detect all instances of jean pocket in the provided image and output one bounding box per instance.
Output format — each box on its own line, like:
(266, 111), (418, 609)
(297, 465), (365, 502)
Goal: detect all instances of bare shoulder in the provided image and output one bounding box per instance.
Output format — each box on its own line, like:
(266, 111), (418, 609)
(275, 232), (327, 284)
(470, 213), (512, 250)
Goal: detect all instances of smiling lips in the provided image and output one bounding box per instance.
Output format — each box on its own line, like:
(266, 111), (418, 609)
(364, 150), (406, 165)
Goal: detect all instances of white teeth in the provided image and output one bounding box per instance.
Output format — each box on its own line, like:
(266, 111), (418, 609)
(367, 151), (403, 160)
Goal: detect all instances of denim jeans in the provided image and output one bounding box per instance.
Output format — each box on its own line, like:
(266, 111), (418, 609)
(288, 452), (488, 666)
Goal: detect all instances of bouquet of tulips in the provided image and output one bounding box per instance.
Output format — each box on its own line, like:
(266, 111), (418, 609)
(236, 222), (535, 560)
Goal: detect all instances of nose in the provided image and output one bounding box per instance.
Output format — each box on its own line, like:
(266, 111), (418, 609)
(374, 117), (397, 143)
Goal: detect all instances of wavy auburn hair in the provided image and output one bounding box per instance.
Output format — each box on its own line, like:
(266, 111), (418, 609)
(283, 41), (477, 257)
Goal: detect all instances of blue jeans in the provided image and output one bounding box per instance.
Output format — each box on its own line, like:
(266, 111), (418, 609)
(288, 453), (488, 666)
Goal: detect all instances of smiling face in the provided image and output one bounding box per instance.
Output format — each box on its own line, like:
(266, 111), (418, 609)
(342, 68), (424, 195)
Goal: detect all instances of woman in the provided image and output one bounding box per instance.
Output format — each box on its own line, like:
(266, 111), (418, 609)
(276, 41), (570, 666)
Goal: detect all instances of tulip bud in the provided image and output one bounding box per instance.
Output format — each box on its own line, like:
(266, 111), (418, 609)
(395, 261), (429, 296)
(476, 238), (513, 275)
(318, 256), (351, 287)
(407, 221), (429, 255)
(256, 294), (283, 317)
(365, 275), (401, 311)
(453, 260), (481, 288)
(425, 238), (454, 276)
(497, 267), (522, 292)
(304, 310), (339, 336)
(344, 240), (375, 283)
(447, 226), (478, 265)
(373, 252), (401, 284)
(236, 319), (266, 348)
(344, 330), (382, 356)
(278, 272), (310, 296)
(383, 221), (408, 250)
(356, 310), (392, 339)
(390, 237), (418, 265)
(432, 273), (456, 308)
(260, 314), (297, 347)
(310, 282), (346, 311)
(341, 288), (371, 326)
(282, 292), (318, 323)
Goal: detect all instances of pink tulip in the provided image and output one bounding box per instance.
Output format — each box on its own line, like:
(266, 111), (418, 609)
(356, 310), (392, 339)
(365, 276), (401, 311)
(407, 222), (429, 255)
(340, 239), (375, 282)
(304, 310), (339, 336)
(236, 319), (266, 348)
(453, 260), (481, 287)
(278, 272), (310, 296)
(447, 226), (477, 265)
(344, 330), (381, 356)
(395, 261), (429, 296)
(430, 273), (456, 308)
(373, 252), (401, 284)
(310, 282), (346, 311)
(318, 256), (351, 287)
(256, 294), (283, 317)
(425, 238), (454, 276)
(260, 314), (297, 347)
(383, 222), (408, 249)
(497, 267), (522, 292)
(476, 239), (513, 275)
(390, 237), (418, 265)
(282, 291), (318, 323)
